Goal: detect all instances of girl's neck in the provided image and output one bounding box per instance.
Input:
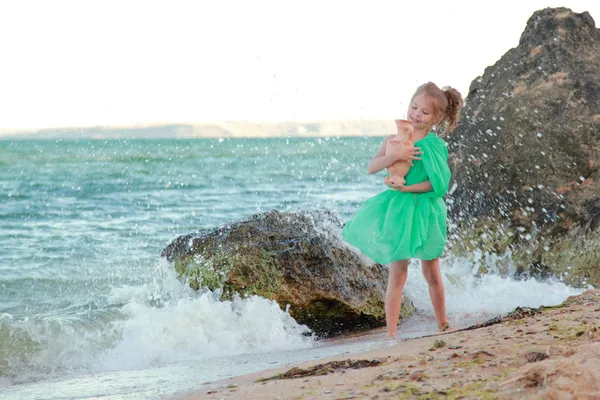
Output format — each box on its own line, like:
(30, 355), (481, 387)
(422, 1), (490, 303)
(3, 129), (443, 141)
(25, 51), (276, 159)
(412, 127), (430, 141)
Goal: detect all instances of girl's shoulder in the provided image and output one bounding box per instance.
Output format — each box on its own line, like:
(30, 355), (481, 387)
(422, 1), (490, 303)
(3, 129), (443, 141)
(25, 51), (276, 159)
(420, 132), (447, 146)
(418, 133), (449, 159)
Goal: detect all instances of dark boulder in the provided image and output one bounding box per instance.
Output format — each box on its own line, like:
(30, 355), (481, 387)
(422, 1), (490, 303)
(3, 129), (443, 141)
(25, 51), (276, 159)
(447, 8), (600, 286)
(162, 210), (415, 336)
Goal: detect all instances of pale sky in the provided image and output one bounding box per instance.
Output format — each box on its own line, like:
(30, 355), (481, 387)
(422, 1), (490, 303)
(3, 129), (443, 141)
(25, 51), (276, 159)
(1, 0), (599, 130)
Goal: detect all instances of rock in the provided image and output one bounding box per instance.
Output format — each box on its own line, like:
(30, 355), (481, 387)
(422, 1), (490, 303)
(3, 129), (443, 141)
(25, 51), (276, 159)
(525, 351), (550, 363)
(161, 210), (415, 336)
(446, 7), (600, 286)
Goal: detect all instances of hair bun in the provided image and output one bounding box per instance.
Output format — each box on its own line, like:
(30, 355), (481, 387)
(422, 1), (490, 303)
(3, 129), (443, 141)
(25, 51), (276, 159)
(442, 87), (463, 132)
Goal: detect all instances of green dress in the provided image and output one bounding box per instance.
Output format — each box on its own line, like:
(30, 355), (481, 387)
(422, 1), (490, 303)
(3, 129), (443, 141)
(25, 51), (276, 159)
(342, 132), (451, 263)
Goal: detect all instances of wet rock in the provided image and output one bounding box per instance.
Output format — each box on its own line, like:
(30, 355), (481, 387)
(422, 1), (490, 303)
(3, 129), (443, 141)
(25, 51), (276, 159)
(447, 7), (600, 286)
(162, 210), (415, 336)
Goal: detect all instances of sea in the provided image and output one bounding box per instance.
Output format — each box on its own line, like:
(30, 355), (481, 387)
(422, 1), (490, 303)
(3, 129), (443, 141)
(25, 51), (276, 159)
(0, 137), (585, 399)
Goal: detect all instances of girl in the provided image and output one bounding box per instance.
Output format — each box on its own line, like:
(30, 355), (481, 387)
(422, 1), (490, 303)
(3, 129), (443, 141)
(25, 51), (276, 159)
(343, 82), (463, 338)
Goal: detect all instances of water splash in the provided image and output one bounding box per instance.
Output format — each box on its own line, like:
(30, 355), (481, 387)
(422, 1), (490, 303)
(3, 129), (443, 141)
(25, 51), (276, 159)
(404, 251), (584, 326)
(0, 261), (314, 385)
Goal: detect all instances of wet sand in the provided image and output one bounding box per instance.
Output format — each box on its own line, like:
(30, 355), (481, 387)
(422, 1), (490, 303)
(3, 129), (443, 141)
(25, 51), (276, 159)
(175, 289), (600, 399)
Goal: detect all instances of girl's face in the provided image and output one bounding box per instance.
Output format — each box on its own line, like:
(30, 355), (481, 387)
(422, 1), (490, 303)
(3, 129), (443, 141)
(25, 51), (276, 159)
(407, 93), (437, 131)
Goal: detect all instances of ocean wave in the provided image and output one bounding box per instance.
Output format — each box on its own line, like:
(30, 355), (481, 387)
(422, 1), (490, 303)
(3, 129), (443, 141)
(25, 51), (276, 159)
(0, 264), (314, 385)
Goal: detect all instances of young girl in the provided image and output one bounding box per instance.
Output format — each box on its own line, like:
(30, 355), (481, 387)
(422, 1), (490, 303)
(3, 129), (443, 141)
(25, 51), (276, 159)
(342, 82), (463, 338)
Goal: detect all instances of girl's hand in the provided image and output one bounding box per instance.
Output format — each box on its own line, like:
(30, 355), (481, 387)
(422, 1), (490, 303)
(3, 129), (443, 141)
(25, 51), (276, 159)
(391, 146), (423, 165)
(385, 178), (407, 191)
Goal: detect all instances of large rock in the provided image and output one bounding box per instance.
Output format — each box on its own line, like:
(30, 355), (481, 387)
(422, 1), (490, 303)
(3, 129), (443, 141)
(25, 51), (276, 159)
(161, 210), (415, 336)
(446, 7), (600, 286)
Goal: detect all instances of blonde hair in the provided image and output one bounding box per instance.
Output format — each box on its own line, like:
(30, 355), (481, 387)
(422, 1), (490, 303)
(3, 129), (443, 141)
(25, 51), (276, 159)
(412, 82), (463, 134)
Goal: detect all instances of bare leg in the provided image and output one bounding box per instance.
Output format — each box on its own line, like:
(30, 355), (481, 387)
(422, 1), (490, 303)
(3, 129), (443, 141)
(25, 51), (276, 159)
(385, 260), (409, 338)
(421, 258), (449, 331)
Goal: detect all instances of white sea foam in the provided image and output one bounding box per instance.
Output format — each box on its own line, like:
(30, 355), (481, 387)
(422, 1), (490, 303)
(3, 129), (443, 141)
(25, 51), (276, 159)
(0, 261), (314, 385)
(403, 252), (585, 323)
(97, 269), (314, 371)
(1, 248), (588, 399)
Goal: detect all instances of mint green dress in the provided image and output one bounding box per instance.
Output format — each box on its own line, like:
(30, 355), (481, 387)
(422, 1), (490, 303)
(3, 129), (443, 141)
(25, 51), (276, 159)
(342, 133), (451, 263)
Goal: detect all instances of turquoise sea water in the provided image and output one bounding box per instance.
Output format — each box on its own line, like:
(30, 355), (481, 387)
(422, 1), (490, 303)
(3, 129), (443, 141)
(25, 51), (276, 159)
(1, 138), (376, 313)
(0, 138), (583, 399)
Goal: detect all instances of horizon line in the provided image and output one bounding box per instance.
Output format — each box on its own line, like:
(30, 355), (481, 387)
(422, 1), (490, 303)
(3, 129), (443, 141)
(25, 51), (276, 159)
(0, 118), (400, 134)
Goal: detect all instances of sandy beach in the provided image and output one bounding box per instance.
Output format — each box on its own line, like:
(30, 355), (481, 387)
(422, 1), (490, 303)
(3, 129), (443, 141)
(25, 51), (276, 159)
(176, 289), (600, 400)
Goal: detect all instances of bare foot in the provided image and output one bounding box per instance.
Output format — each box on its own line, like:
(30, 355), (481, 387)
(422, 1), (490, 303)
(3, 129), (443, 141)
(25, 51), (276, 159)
(438, 322), (450, 332)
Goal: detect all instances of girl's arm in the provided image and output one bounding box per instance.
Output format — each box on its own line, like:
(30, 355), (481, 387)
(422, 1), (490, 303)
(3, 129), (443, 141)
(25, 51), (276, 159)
(367, 136), (396, 174)
(399, 180), (433, 193)
(367, 136), (422, 174)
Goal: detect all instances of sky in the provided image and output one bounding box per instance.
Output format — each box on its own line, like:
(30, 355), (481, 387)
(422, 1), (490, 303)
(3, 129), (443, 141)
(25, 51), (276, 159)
(1, 0), (599, 131)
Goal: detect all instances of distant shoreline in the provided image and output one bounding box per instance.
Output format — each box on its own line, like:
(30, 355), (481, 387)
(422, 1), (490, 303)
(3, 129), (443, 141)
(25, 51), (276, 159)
(0, 120), (397, 140)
